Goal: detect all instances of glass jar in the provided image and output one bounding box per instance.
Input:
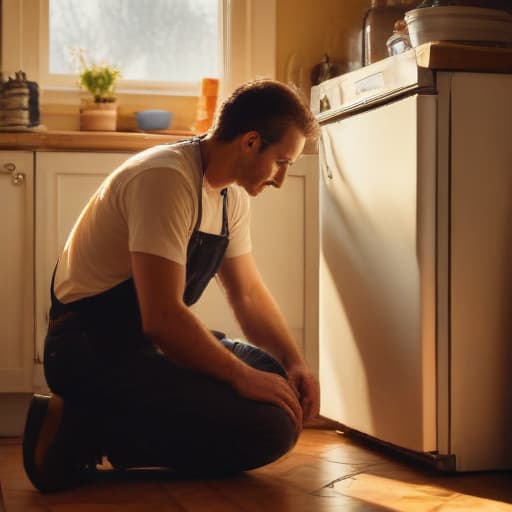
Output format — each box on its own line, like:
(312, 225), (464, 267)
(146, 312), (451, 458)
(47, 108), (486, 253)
(362, 0), (417, 66)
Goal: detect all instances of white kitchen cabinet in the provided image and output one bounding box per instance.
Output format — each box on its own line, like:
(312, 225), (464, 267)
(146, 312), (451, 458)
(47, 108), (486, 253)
(33, 150), (318, 374)
(35, 151), (131, 360)
(192, 154), (319, 371)
(0, 151), (34, 392)
(0, 146), (316, 431)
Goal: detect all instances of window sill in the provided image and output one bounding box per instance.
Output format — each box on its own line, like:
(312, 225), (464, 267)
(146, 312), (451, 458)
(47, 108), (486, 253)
(42, 84), (201, 98)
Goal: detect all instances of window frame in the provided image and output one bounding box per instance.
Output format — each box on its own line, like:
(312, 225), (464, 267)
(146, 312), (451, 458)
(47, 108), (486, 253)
(1, 0), (276, 100)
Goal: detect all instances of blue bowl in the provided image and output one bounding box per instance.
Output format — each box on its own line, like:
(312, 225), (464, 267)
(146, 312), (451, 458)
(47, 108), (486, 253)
(136, 110), (173, 131)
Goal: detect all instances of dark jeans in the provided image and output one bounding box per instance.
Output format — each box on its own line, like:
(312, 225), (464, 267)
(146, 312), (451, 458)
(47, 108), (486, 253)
(43, 324), (296, 476)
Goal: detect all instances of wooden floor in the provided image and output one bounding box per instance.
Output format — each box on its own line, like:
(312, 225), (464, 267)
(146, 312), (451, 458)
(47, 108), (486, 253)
(2, 427), (512, 512)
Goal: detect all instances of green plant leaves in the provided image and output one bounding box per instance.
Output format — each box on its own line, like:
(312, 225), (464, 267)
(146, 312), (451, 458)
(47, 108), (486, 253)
(79, 65), (121, 103)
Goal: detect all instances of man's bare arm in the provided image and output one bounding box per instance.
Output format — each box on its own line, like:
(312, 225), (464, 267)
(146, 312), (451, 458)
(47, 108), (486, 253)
(218, 253), (320, 421)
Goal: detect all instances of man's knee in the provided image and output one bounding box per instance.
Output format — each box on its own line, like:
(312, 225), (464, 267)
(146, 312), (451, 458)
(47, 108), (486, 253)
(231, 341), (288, 379)
(236, 404), (297, 470)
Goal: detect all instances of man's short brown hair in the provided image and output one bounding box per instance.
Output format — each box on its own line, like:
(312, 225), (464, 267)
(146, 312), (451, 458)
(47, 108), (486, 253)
(211, 79), (318, 148)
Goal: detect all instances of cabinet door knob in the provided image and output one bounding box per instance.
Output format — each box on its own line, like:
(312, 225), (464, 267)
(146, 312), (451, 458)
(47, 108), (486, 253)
(1, 162), (25, 185)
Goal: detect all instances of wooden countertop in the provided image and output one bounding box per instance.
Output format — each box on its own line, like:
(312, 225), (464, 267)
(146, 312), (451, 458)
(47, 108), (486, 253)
(0, 129), (194, 152)
(415, 42), (512, 73)
(0, 128), (319, 154)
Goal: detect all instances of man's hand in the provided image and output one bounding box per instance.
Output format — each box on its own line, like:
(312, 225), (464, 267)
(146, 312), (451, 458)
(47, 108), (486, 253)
(286, 364), (320, 423)
(218, 253), (320, 425)
(232, 364), (303, 433)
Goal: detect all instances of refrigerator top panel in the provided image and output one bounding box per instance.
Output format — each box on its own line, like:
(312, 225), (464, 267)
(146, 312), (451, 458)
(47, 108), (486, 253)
(311, 49), (435, 123)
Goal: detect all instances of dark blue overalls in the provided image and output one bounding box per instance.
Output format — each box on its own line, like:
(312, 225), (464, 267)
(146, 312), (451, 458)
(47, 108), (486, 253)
(43, 139), (295, 476)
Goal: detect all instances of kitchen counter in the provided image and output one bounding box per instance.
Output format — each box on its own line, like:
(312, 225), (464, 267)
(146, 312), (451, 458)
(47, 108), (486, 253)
(0, 129), (194, 152)
(0, 128), (319, 154)
(415, 41), (512, 73)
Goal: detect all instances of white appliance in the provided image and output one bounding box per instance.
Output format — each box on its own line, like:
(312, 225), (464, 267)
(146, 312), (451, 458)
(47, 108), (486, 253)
(312, 49), (512, 471)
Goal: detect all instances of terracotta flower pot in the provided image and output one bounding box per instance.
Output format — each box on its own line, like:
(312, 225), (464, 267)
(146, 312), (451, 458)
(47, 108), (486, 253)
(80, 101), (117, 131)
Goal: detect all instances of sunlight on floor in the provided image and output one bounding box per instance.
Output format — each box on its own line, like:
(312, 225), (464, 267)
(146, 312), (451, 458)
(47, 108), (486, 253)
(336, 473), (512, 511)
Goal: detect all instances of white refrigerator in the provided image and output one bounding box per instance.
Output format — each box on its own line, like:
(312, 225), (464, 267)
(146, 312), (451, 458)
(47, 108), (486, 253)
(312, 49), (512, 471)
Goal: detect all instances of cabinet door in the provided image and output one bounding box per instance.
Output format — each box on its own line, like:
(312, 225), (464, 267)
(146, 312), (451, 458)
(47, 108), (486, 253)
(35, 152), (131, 360)
(0, 151), (34, 392)
(191, 154), (319, 369)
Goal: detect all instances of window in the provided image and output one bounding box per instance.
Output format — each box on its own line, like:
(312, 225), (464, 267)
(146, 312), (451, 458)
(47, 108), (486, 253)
(1, 0), (276, 100)
(48, 0), (219, 86)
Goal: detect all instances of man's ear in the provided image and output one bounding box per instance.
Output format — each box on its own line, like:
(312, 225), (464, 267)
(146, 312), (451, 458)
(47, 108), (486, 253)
(241, 131), (260, 153)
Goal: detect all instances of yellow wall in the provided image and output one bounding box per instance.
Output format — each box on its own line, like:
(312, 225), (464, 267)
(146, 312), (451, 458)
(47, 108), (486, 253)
(276, 0), (369, 93)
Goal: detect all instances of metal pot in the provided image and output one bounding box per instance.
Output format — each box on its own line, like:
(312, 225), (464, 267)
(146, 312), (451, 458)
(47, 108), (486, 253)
(416, 0), (512, 11)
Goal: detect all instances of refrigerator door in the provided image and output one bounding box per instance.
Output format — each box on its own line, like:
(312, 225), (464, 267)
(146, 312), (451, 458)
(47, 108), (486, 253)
(319, 93), (437, 452)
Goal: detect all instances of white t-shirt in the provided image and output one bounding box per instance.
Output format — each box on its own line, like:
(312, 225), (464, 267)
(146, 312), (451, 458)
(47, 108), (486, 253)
(54, 140), (252, 303)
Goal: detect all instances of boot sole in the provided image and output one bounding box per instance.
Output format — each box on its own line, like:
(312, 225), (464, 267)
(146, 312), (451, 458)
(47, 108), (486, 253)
(22, 394), (66, 493)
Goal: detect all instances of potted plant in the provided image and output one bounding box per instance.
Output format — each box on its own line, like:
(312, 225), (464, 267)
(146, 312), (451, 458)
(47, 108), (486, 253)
(77, 52), (121, 131)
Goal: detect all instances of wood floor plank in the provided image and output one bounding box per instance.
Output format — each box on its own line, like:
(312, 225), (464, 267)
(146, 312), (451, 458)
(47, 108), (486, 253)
(2, 429), (512, 512)
(161, 479), (246, 512)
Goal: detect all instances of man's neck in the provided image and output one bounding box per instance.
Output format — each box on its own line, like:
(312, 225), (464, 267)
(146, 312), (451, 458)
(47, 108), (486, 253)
(200, 137), (239, 190)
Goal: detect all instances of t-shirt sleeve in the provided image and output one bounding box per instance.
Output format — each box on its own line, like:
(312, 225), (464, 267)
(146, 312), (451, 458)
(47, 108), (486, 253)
(121, 167), (196, 265)
(225, 185), (252, 258)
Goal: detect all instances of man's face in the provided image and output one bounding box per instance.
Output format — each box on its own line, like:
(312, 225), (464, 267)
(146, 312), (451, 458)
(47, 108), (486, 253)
(237, 126), (306, 196)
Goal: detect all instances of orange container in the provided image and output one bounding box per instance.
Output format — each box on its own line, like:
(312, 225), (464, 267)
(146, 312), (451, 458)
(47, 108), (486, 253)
(194, 78), (219, 133)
